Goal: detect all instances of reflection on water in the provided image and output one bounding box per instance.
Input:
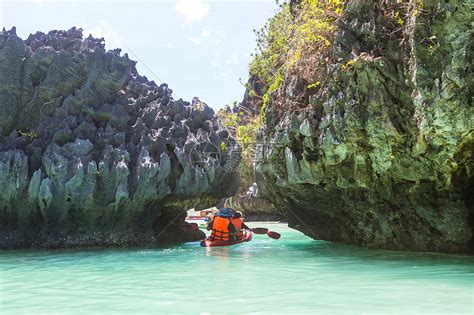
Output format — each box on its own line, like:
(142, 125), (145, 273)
(205, 246), (231, 260)
(1, 223), (473, 314)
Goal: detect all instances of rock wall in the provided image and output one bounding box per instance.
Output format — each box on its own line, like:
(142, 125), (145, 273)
(225, 183), (285, 221)
(252, 1), (473, 253)
(226, 195), (286, 221)
(0, 27), (240, 248)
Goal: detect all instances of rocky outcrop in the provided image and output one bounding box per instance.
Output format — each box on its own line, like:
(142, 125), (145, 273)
(226, 195), (285, 221)
(226, 183), (286, 221)
(252, 1), (473, 253)
(0, 27), (240, 248)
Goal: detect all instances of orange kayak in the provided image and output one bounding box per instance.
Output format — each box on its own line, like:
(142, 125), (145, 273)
(200, 230), (252, 247)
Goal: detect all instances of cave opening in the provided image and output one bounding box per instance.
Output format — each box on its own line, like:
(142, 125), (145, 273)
(151, 206), (206, 244)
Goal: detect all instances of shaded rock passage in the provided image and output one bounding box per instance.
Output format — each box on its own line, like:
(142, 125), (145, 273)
(226, 194), (286, 222)
(225, 183), (286, 221)
(0, 27), (241, 248)
(252, 1), (473, 253)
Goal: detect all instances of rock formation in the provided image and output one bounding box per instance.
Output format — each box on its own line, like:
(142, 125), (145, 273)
(0, 27), (240, 248)
(248, 1), (473, 253)
(226, 183), (286, 221)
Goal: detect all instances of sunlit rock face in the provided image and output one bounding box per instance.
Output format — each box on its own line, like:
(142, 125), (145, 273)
(252, 1), (473, 253)
(0, 27), (241, 248)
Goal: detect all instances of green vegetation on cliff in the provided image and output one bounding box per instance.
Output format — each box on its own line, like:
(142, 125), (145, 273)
(221, 0), (344, 193)
(234, 0), (474, 253)
(217, 108), (260, 192)
(249, 0), (342, 119)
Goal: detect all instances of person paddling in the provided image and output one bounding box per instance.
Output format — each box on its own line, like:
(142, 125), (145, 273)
(207, 207), (235, 241)
(230, 211), (250, 241)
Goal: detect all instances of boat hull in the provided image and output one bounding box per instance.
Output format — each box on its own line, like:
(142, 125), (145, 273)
(200, 231), (252, 247)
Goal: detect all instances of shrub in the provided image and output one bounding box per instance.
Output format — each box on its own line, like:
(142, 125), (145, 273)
(249, 0), (342, 118)
(217, 107), (261, 192)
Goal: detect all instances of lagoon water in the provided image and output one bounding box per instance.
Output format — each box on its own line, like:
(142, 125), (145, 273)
(1, 223), (473, 314)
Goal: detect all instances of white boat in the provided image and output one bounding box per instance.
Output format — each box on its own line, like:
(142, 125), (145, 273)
(185, 208), (216, 228)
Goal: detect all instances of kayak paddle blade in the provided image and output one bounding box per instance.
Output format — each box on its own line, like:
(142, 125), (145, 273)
(251, 228), (269, 234)
(267, 231), (281, 239)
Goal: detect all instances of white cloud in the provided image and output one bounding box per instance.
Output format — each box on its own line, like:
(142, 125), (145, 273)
(190, 37), (201, 45)
(211, 56), (230, 77)
(188, 28), (212, 45)
(201, 28), (210, 38)
(224, 54), (239, 65)
(176, 0), (209, 24)
(77, 21), (122, 50)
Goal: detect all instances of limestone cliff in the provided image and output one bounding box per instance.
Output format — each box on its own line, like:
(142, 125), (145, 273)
(245, 0), (473, 253)
(0, 27), (240, 248)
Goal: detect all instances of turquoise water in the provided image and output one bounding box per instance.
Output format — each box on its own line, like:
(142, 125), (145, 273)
(1, 223), (473, 314)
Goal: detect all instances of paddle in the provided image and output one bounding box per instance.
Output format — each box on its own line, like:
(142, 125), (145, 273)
(267, 231), (281, 239)
(249, 227), (281, 240)
(250, 227), (269, 234)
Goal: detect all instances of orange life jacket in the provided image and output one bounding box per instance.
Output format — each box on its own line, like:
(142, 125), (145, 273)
(210, 216), (231, 241)
(230, 217), (244, 238)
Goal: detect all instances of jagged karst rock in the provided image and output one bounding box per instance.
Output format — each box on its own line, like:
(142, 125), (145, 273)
(0, 27), (241, 248)
(251, 1), (473, 253)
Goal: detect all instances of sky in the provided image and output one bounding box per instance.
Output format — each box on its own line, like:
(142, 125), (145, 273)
(0, 0), (278, 110)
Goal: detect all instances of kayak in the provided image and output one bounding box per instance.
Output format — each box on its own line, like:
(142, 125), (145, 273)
(200, 230), (253, 247)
